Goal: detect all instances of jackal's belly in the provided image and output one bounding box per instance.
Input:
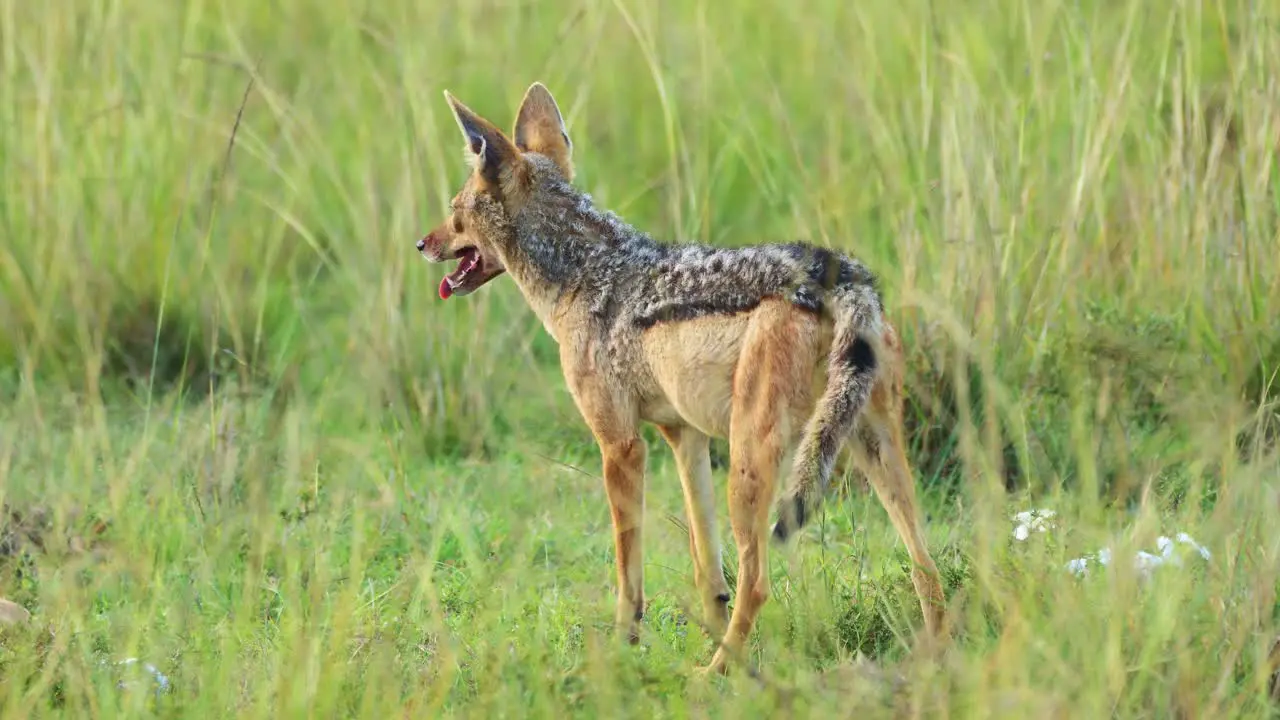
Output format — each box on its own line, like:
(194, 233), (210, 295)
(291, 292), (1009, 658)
(635, 313), (750, 439)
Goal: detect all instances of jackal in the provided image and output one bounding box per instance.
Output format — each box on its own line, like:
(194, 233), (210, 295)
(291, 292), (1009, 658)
(416, 82), (947, 675)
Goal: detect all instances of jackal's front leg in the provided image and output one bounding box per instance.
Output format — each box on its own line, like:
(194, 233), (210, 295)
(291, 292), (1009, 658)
(599, 436), (648, 644)
(562, 348), (649, 645)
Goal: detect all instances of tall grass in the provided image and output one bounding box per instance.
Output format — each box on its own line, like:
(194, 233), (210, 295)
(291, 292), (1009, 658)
(1, 0), (1278, 716)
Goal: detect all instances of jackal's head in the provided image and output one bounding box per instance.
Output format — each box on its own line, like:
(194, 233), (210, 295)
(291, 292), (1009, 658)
(416, 82), (574, 299)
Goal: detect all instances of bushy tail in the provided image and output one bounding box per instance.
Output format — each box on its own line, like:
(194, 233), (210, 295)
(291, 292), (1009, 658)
(771, 288), (881, 543)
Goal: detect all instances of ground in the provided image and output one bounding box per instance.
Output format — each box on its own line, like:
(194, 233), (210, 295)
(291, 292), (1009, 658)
(1, 0), (1279, 717)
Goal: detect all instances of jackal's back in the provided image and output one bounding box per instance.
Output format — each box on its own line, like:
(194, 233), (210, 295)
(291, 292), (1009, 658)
(622, 240), (882, 331)
(503, 162), (881, 330)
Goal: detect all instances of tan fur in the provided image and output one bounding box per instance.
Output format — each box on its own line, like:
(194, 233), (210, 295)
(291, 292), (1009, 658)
(417, 82), (948, 675)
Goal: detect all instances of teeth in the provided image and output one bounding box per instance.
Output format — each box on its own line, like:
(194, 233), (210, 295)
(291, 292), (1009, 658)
(446, 253), (479, 290)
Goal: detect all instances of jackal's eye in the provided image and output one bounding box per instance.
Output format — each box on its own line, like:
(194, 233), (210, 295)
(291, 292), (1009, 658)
(451, 217), (464, 234)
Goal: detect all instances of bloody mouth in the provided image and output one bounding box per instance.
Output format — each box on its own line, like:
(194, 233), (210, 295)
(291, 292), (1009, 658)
(438, 247), (481, 299)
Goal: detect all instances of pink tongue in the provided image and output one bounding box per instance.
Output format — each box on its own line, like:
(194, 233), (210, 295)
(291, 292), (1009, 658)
(439, 277), (454, 300)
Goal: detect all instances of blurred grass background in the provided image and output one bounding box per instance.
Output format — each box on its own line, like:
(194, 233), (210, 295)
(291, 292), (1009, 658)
(1, 0), (1279, 716)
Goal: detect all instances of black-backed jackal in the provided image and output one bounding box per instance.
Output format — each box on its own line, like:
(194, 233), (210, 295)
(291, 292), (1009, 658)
(417, 82), (947, 675)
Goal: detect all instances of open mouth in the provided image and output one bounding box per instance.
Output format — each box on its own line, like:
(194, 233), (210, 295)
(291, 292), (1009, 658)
(438, 247), (503, 299)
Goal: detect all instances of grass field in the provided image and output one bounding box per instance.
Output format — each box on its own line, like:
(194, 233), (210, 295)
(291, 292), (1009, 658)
(2, 0), (1280, 716)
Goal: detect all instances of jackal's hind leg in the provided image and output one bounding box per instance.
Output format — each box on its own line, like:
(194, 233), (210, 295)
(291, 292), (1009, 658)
(849, 340), (947, 641)
(659, 425), (730, 639)
(703, 301), (820, 675)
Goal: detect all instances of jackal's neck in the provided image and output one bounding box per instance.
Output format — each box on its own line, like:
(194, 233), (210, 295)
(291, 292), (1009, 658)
(497, 183), (661, 336)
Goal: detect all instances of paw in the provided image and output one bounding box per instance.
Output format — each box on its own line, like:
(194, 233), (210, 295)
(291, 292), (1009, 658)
(693, 662), (728, 679)
(696, 651), (730, 678)
(618, 601), (644, 645)
(615, 620), (642, 647)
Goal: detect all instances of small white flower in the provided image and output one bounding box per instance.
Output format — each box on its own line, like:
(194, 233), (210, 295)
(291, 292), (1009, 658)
(1155, 536), (1184, 567)
(1066, 546), (1114, 577)
(1175, 532), (1211, 560)
(1011, 508), (1057, 541)
(112, 658), (171, 694)
(1133, 551), (1166, 578)
(1064, 533), (1211, 580)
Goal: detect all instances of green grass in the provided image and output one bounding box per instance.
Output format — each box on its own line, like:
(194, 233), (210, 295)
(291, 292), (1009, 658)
(2, 0), (1280, 716)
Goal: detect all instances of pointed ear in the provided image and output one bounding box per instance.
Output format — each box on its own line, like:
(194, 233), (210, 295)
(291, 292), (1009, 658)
(512, 82), (574, 180)
(444, 90), (522, 194)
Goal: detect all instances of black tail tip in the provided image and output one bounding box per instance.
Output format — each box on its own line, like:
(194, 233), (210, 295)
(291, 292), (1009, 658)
(771, 495), (808, 544)
(841, 335), (877, 374)
(771, 520), (791, 543)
